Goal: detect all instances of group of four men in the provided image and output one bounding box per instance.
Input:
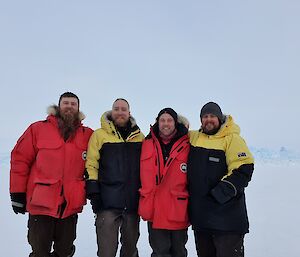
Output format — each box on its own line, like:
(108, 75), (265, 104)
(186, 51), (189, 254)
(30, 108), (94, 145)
(10, 92), (254, 257)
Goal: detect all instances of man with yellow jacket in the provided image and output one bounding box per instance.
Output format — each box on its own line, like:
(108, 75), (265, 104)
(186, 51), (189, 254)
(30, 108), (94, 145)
(188, 102), (254, 257)
(85, 98), (144, 257)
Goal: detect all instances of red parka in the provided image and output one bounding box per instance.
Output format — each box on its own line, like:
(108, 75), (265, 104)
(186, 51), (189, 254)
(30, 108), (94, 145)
(10, 107), (93, 218)
(138, 123), (190, 230)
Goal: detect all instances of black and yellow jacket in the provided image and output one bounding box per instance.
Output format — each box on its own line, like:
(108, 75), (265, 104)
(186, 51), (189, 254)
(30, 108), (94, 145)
(188, 115), (254, 234)
(85, 111), (144, 212)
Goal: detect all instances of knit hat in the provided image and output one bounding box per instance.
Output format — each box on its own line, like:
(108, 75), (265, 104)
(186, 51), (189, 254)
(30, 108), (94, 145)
(156, 108), (178, 123)
(200, 102), (224, 122)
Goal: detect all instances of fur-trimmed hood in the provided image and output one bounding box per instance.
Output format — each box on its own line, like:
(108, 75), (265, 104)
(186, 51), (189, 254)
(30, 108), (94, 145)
(177, 114), (189, 129)
(47, 105), (86, 121)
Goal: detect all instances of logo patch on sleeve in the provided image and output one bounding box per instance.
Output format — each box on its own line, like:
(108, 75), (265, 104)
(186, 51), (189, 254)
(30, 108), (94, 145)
(238, 152), (247, 157)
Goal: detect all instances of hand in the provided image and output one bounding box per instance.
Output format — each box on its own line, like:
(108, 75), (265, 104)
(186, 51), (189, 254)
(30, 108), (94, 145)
(10, 192), (26, 214)
(90, 193), (102, 214)
(210, 180), (237, 204)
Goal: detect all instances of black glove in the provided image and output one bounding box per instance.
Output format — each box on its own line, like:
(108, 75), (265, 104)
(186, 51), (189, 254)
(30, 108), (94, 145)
(11, 192), (26, 214)
(90, 193), (102, 214)
(210, 180), (237, 204)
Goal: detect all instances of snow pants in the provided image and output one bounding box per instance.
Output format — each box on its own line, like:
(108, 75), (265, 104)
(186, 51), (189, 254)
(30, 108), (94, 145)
(148, 222), (188, 257)
(95, 209), (140, 257)
(27, 214), (77, 257)
(194, 231), (244, 257)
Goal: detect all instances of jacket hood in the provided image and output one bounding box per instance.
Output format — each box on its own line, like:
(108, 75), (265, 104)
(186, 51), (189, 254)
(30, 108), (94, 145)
(205, 115), (240, 138)
(100, 110), (139, 133)
(47, 105), (86, 121)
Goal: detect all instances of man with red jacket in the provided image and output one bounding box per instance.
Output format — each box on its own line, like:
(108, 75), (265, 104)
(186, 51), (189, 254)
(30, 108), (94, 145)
(139, 108), (190, 257)
(10, 92), (93, 257)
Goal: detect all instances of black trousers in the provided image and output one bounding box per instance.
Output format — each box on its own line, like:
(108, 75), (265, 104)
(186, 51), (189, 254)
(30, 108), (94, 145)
(148, 222), (188, 257)
(95, 209), (140, 257)
(194, 231), (244, 257)
(27, 214), (77, 257)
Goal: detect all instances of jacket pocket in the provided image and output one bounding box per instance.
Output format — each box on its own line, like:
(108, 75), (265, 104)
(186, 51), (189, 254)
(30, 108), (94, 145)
(138, 188), (155, 221)
(36, 140), (63, 177)
(168, 190), (189, 222)
(65, 180), (87, 210)
(30, 179), (61, 209)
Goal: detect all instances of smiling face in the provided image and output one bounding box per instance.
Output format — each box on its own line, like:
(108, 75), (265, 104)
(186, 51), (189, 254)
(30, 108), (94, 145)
(111, 99), (130, 127)
(201, 113), (220, 135)
(158, 113), (176, 137)
(59, 97), (79, 119)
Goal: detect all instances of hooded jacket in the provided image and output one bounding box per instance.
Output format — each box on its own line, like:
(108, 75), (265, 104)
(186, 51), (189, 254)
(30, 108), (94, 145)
(138, 116), (190, 230)
(10, 106), (93, 218)
(188, 115), (254, 234)
(85, 111), (144, 212)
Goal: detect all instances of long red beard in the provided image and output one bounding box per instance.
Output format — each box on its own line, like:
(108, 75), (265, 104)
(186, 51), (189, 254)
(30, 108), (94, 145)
(57, 111), (80, 141)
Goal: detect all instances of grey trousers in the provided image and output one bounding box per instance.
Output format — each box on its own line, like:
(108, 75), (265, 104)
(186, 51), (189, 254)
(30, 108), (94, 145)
(194, 231), (245, 257)
(148, 222), (188, 257)
(27, 214), (77, 257)
(95, 209), (140, 257)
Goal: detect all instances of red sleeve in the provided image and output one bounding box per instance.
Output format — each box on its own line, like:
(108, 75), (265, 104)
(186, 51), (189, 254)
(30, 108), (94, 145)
(10, 124), (37, 193)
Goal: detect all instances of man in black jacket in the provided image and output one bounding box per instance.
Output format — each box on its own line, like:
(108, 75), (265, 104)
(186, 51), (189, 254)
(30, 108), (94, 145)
(85, 98), (144, 257)
(188, 102), (254, 257)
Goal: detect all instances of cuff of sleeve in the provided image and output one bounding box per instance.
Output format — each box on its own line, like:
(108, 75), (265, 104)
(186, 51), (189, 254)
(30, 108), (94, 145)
(86, 180), (101, 197)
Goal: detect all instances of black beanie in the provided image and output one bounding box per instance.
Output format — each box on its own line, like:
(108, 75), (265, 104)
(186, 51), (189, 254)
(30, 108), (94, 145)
(200, 102), (224, 122)
(156, 108), (178, 123)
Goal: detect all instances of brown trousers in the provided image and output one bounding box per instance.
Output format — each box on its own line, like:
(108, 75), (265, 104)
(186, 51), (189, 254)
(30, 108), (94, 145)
(95, 209), (140, 257)
(27, 214), (77, 257)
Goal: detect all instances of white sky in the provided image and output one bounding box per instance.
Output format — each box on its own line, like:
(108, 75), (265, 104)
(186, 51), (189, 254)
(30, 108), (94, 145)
(1, 0), (299, 152)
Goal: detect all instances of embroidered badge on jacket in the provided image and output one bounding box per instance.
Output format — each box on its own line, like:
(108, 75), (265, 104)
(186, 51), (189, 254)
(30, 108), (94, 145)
(238, 152), (247, 157)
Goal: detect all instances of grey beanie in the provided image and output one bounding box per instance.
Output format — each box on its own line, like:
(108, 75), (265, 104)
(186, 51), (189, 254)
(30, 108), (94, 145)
(200, 102), (224, 122)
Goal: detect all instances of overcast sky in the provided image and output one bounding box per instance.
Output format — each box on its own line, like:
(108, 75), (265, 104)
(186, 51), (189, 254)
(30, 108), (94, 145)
(0, 0), (299, 153)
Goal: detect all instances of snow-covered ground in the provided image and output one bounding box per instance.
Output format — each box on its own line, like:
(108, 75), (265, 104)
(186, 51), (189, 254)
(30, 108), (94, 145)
(1, 154), (300, 257)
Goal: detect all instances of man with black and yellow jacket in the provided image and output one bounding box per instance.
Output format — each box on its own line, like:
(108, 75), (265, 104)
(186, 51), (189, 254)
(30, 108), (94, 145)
(188, 102), (254, 257)
(85, 98), (144, 257)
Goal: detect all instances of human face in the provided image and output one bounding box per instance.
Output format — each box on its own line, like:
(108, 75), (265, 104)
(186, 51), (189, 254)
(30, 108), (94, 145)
(59, 97), (79, 117)
(112, 99), (130, 127)
(158, 113), (176, 137)
(201, 113), (220, 135)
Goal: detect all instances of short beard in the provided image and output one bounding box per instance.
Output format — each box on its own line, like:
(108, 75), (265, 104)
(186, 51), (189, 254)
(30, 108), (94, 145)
(202, 125), (221, 135)
(57, 111), (80, 141)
